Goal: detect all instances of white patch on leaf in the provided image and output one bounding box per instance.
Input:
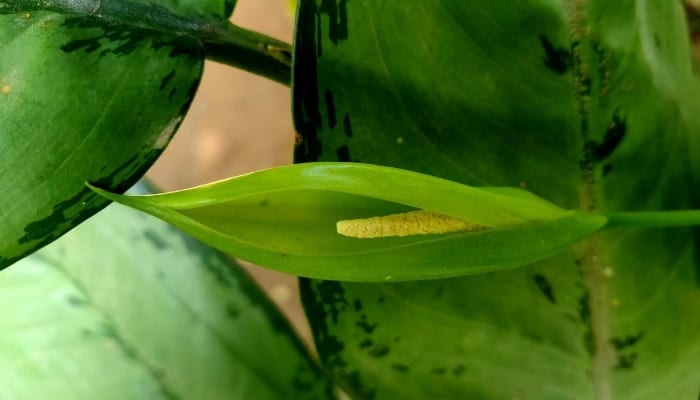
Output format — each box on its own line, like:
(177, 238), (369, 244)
(153, 116), (183, 150)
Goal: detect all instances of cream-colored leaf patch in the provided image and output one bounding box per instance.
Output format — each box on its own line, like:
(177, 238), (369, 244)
(153, 116), (182, 150)
(337, 210), (484, 238)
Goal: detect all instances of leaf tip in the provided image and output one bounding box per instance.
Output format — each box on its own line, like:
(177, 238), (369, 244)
(85, 181), (125, 205)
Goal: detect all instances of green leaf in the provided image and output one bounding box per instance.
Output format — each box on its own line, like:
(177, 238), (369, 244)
(0, 183), (333, 399)
(0, 0), (233, 269)
(89, 162), (607, 282)
(3, 0), (235, 20)
(293, 0), (700, 398)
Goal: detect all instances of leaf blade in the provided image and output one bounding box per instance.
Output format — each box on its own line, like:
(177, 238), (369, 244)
(293, 0), (700, 398)
(0, 0), (235, 269)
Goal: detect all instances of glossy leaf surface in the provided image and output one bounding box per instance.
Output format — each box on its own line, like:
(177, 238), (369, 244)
(0, 184), (332, 399)
(293, 0), (700, 398)
(0, 0), (232, 268)
(90, 162), (607, 281)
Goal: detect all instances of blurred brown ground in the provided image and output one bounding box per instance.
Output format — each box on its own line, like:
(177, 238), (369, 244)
(146, 1), (311, 344)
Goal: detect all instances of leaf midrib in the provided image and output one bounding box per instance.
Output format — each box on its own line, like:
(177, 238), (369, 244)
(38, 250), (291, 400)
(43, 255), (182, 400)
(566, 1), (615, 399)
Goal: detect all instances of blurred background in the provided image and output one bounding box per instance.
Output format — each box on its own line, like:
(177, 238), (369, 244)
(145, 1), (309, 342)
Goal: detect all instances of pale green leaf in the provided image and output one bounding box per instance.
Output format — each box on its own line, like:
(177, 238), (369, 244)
(0, 183), (333, 399)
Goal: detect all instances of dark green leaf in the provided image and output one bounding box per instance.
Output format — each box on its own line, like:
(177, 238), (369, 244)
(293, 0), (700, 398)
(0, 0), (231, 269)
(0, 183), (333, 399)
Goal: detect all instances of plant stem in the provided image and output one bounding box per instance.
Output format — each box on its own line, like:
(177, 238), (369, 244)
(198, 24), (292, 86)
(606, 210), (700, 228)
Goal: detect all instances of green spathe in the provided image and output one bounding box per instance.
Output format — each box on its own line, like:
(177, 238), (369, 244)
(89, 162), (608, 281)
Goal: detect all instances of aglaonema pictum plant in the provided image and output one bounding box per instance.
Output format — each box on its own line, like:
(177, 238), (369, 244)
(1, 0), (699, 399)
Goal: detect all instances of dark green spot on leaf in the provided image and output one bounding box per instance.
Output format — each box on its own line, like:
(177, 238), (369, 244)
(368, 344), (390, 358)
(539, 35), (570, 74)
(533, 273), (556, 303)
(391, 363), (410, 373)
(324, 89), (336, 128)
(336, 145), (352, 161)
(343, 113), (353, 137)
(143, 229), (168, 250)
